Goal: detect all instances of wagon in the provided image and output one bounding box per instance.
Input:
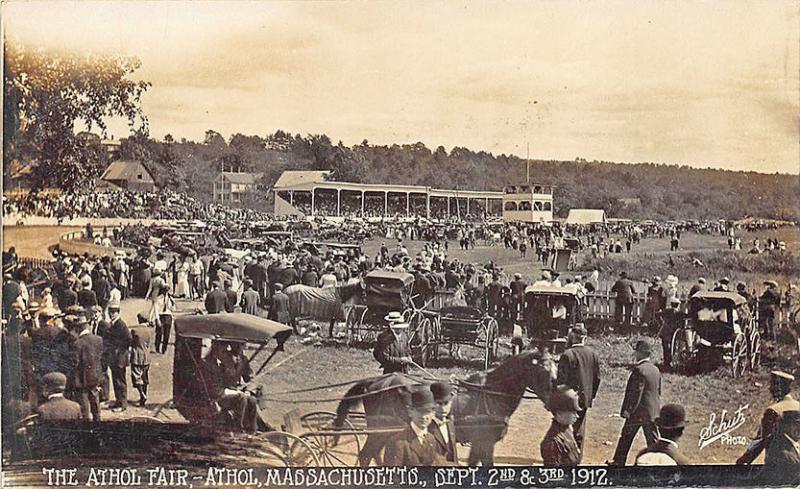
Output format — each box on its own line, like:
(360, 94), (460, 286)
(345, 271), (416, 345)
(416, 305), (499, 369)
(670, 291), (760, 377)
(523, 285), (583, 353)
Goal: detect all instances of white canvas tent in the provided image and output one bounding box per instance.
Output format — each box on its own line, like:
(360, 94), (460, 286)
(565, 209), (606, 225)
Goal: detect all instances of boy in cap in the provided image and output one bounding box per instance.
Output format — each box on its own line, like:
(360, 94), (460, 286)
(373, 314), (412, 374)
(635, 403), (690, 465)
(36, 372), (81, 421)
(540, 386), (581, 466)
(429, 382), (458, 463)
(610, 340), (661, 465)
(738, 370), (799, 464)
(384, 387), (444, 466)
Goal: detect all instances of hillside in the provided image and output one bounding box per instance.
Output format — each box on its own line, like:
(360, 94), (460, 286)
(10, 129), (799, 220)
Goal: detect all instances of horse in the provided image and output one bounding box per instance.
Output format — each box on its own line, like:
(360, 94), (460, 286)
(283, 282), (364, 335)
(333, 348), (556, 466)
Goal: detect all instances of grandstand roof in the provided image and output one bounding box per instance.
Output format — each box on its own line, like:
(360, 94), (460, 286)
(100, 160), (154, 183)
(274, 170), (331, 189)
(272, 170), (503, 199)
(565, 209), (606, 225)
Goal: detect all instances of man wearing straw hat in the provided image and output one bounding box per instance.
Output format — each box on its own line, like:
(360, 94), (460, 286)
(373, 311), (412, 374)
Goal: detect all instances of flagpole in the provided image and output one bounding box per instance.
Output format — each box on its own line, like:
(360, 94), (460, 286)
(526, 142), (530, 183)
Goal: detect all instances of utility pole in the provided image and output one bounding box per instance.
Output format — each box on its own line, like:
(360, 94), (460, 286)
(526, 142), (530, 183)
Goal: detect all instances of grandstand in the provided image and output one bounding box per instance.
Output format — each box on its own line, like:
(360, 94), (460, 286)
(273, 171), (504, 219)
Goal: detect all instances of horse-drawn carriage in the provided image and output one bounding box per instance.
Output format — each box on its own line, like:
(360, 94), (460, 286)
(12, 314), (323, 467)
(523, 285), (583, 353)
(415, 305), (499, 369)
(345, 271), (416, 345)
(670, 291), (760, 377)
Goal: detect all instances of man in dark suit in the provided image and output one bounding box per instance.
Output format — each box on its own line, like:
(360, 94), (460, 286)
(611, 340), (661, 465)
(223, 279), (237, 313)
(58, 278), (79, 312)
(611, 271), (636, 330)
(69, 316), (103, 421)
(429, 382), (458, 464)
(384, 387), (445, 466)
(36, 372), (81, 421)
(635, 404), (690, 465)
(77, 278), (98, 309)
(205, 281), (228, 314)
(106, 304), (131, 412)
(373, 314), (412, 374)
(557, 324), (600, 458)
(93, 269), (112, 315)
(268, 283), (291, 325)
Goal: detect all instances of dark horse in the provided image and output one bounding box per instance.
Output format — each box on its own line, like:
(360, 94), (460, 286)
(334, 349), (556, 466)
(283, 282), (364, 334)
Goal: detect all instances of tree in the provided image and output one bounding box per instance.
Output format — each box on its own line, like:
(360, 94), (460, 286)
(203, 130), (226, 147)
(3, 41), (150, 191)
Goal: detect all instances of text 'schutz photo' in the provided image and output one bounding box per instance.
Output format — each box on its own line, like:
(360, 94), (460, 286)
(1, 1), (798, 488)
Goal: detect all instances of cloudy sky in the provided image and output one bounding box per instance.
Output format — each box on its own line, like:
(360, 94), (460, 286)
(4, 1), (799, 174)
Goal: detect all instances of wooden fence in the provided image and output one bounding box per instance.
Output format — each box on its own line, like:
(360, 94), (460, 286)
(430, 289), (796, 328)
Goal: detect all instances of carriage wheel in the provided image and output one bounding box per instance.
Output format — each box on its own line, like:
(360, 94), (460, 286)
(484, 318), (499, 370)
(431, 317), (441, 362)
(346, 307), (366, 346)
(415, 317), (433, 367)
(670, 329), (691, 373)
(731, 333), (748, 378)
(300, 411), (363, 467)
(255, 431), (319, 467)
(748, 330), (761, 371)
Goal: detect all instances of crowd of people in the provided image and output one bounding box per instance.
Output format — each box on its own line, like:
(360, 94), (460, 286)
(1, 189), (798, 471)
(3, 190), (271, 224)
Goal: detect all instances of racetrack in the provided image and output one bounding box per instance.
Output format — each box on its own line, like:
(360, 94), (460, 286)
(3, 225), (81, 259)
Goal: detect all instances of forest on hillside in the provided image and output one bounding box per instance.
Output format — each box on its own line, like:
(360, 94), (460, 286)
(115, 130), (799, 221)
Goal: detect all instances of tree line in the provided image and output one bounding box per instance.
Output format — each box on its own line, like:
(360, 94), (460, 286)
(4, 41), (797, 220)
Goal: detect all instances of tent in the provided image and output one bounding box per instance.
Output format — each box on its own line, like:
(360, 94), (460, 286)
(565, 209), (606, 225)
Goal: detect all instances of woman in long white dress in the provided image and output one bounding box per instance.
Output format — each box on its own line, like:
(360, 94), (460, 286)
(175, 258), (191, 299)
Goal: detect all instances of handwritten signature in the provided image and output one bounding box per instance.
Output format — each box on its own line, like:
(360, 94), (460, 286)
(698, 404), (749, 449)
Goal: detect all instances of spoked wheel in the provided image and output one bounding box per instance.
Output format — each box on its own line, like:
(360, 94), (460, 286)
(731, 333), (748, 378)
(254, 431), (319, 467)
(299, 411), (363, 467)
(484, 318), (499, 370)
(421, 317), (439, 367)
(670, 329), (692, 373)
(345, 307), (367, 346)
(748, 330), (761, 371)
(415, 317), (432, 367)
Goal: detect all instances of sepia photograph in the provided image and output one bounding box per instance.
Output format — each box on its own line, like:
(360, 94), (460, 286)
(1, 1), (799, 487)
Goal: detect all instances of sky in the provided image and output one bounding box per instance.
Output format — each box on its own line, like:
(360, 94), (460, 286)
(3, 0), (799, 174)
